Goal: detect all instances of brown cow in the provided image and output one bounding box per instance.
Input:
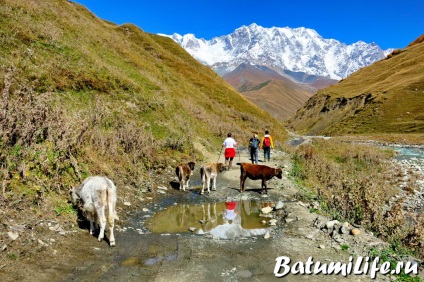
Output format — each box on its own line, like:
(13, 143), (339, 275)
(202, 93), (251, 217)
(175, 162), (196, 191)
(200, 162), (226, 194)
(239, 162), (282, 194)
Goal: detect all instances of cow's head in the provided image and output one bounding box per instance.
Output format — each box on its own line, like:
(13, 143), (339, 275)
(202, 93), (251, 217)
(187, 161), (196, 171)
(275, 168), (283, 179)
(216, 162), (227, 172)
(69, 187), (80, 206)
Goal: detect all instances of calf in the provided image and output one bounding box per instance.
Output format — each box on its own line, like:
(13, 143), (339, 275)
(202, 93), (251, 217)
(175, 161), (196, 191)
(239, 162), (282, 194)
(71, 176), (118, 246)
(200, 162), (226, 194)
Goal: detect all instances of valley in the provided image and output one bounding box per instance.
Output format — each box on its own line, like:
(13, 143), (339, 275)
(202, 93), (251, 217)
(0, 1), (423, 281)
(2, 144), (423, 281)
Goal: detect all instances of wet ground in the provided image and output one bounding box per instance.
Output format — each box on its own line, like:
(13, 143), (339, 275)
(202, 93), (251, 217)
(1, 149), (421, 281)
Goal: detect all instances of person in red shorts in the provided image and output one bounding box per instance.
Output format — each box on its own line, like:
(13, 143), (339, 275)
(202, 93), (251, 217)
(224, 201), (237, 222)
(222, 133), (238, 170)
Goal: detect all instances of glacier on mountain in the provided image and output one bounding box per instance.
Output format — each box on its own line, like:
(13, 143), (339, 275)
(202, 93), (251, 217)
(162, 23), (393, 80)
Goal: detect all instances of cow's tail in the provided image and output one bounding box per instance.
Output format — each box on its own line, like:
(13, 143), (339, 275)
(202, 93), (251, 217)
(200, 167), (205, 182)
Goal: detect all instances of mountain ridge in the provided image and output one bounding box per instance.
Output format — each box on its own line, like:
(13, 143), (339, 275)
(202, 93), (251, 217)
(286, 36), (424, 135)
(164, 23), (393, 80)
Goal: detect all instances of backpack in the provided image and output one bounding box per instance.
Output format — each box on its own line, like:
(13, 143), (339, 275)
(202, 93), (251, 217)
(263, 136), (271, 147)
(250, 138), (259, 149)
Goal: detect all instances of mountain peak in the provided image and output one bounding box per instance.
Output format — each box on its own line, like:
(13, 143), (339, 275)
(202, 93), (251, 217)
(164, 24), (391, 80)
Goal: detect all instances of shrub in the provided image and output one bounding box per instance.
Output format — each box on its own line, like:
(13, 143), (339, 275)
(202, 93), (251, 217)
(290, 139), (423, 259)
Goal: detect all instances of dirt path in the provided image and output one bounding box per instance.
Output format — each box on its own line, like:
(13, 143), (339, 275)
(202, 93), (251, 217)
(0, 148), (416, 281)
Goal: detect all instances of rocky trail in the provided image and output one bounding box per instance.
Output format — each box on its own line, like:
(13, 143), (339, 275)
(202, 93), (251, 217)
(1, 146), (422, 281)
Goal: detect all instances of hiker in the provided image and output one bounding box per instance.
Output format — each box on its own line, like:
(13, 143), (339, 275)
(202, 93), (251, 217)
(248, 133), (260, 164)
(260, 130), (274, 162)
(222, 133), (238, 170)
(224, 201), (237, 222)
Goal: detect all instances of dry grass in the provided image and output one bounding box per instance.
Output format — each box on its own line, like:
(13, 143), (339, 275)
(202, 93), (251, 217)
(290, 139), (424, 258)
(0, 0), (285, 194)
(0, 0), (287, 264)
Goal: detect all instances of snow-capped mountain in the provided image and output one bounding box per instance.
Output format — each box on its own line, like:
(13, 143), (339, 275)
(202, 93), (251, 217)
(163, 23), (393, 80)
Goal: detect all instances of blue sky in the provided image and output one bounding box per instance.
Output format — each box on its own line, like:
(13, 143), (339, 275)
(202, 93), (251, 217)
(73, 0), (423, 50)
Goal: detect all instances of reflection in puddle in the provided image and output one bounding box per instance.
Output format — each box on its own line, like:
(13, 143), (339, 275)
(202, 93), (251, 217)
(145, 200), (274, 239)
(144, 255), (177, 265)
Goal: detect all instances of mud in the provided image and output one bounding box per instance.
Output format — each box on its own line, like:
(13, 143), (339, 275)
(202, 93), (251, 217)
(0, 149), (421, 281)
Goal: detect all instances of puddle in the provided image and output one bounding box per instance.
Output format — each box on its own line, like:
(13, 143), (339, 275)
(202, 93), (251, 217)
(144, 200), (276, 240)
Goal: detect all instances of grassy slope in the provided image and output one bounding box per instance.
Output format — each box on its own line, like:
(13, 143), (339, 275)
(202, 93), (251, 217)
(222, 64), (315, 121)
(0, 0), (284, 214)
(243, 79), (314, 121)
(287, 38), (424, 136)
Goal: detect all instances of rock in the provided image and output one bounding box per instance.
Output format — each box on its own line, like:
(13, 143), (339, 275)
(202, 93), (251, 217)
(305, 234), (315, 240)
(235, 270), (253, 278)
(259, 213), (273, 218)
(142, 208), (149, 212)
(7, 232), (19, 241)
(274, 201), (284, 210)
(49, 224), (59, 231)
(319, 244), (326, 249)
(325, 220), (340, 230)
(313, 217), (324, 229)
(38, 239), (47, 245)
(123, 201), (131, 206)
(340, 225), (350, 234)
(297, 201), (306, 207)
(157, 190), (166, 194)
(285, 218), (295, 223)
(196, 229), (205, 235)
(158, 186), (168, 190)
(188, 227), (196, 232)
(269, 219), (277, 226)
(261, 207), (273, 214)
(312, 201), (320, 208)
(351, 228), (361, 236)
(330, 229), (338, 238)
(264, 232), (270, 239)
(333, 236), (345, 243)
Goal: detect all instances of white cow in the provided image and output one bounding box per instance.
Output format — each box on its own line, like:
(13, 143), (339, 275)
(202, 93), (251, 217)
(71, 176), (118, 246)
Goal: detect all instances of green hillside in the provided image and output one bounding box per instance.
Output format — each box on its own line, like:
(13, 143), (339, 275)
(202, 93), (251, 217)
(0, 0), (284, 206)
(287, 37), (424, 136)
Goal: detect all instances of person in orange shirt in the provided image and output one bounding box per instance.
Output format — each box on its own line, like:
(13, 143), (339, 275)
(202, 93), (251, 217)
(260, 130), (274, 162)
